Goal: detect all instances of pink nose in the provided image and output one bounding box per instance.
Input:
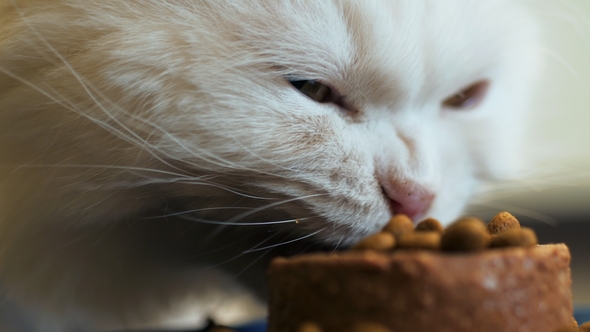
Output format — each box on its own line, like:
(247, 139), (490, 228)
(381, 182), (435, 221)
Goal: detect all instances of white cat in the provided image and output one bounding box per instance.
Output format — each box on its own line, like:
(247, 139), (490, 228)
(0, 0), (541, 330)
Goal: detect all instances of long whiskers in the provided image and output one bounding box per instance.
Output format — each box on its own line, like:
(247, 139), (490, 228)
(10, 1), (202, 173)
(177, 230), (277, 264)
(6, 163), (195, 179)
(177, 215), (308, 227)
(242, 229), (324, 254)
(146, 207), (253, 220)
(539, 46), (581, 81)
(332, 234), (345, 253)
(226, 193), (325, 223)
(475, 167), (590, 200)
(232, 248), (273, 279)
(195, 232), (288, 269)
(6, 162), (274, 200)
(5, 1), (302, 181)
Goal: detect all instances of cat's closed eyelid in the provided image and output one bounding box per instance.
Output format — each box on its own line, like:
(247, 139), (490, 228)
(287, 78), (359, 116)
(442, 80), (490, 110)
(291, 80), (332, 103)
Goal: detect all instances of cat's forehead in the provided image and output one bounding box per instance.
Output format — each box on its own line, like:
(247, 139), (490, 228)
(238, 0), (535, 103)
(343, 0), (535, 102)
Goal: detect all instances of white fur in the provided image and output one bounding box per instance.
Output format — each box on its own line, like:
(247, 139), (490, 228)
(0, 0), (540, 330)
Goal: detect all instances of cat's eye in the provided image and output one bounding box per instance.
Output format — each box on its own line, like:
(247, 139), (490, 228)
(289, 80), (333, 104)
(443, 81), (489, 110)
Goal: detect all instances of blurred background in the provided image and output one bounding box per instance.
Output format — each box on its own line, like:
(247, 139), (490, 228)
(471, 0), (590, 307)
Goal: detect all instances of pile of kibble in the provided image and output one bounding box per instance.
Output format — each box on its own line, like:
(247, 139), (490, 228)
(352, 211), (537, 252)
(204, 321), (590, 332)
(290, 320), (590, 332)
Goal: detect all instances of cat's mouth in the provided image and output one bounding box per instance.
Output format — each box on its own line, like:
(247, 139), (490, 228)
(381, 185), (403, 217)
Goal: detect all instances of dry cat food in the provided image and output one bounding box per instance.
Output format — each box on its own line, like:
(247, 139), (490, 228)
(380, 214), (414, 239)
(486, 211), (521, 234)
(414, 217), (444, 233)
(555, 320), (590, 332)
(298, 321), (393, 332)
(352, 232), (396, 251)
(352, 211), (537, 253)
(440, 217), (491, 251)
(268, 211), (573, 332)
(396, 231), (440, 250)
(297, 320), (590, 332)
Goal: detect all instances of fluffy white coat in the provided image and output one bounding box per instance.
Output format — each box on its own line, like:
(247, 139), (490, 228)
(0, 0), (540, 330)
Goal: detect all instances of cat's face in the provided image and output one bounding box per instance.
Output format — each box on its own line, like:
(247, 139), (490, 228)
(1, 0), (540, 248)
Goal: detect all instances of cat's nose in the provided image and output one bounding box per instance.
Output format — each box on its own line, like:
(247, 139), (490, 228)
(381, 182), (435, 221)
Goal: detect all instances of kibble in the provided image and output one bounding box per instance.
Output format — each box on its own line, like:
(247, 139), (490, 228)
(352, 322), (393, 332)
(351, 211), (538, 254)
(487, 211), (520, 235)
(352, 232), (396, 251)
(207, 327), (236, 332)
(415, 218), (444, 233)
(440, 217), (491, 252)
(284, 213), (553, 332)
(297, 322), (323, 332)
(554, 326), (580, 332)
(381, 214), (414, 240)
(397, 232), (441, 250)
(489, 228), (538, 248)
(579, 321), (590, 332)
